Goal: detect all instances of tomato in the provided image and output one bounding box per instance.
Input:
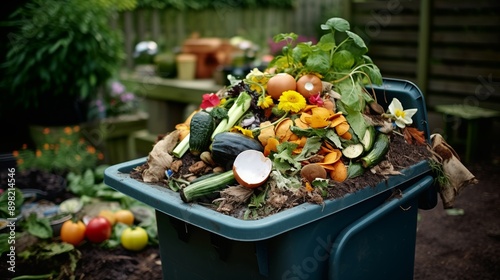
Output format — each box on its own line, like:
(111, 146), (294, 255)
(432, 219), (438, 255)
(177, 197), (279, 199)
(114, 209), (134, 225)
(120, 226), (148, 251)
(85, 216), (112, 243)
(98, 209), (116, 225)
(60, 220), (86, 246)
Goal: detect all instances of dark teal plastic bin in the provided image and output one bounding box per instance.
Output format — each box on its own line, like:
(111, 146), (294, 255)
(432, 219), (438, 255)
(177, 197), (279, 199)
(104, 79), (437, 280)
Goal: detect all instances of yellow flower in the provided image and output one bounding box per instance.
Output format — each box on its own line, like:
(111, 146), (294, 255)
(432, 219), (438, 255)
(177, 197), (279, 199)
(230, 126), (254, 138)
(277, 90), (307, 113)
(245, 68), (270, 94)
(258, 95), (274, 109)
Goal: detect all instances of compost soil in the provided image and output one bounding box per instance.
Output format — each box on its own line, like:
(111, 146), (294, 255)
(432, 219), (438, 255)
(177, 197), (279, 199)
(2, 141), (499, 279)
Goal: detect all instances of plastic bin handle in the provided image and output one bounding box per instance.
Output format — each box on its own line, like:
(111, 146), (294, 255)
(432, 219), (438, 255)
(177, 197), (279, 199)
(329, 175), (434, 279)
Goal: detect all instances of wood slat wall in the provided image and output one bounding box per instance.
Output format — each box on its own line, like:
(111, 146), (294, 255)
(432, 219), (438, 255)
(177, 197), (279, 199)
(351, 0), (500, 110)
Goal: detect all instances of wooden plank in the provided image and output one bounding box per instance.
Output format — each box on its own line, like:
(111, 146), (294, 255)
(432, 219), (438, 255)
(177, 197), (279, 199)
(123, 11), (135, 69)
(359, 30), (419, 42)
(433, 15), (500, 27)
(369, 45), (418, 59)
(433, 0), (500, 10)
(430, 64), (500, 79)
(428, 79), (500, 98)
(353, 14), (419, 27)
(432, 31), (500, 45)
(375, 60), (418, 74)
(352, 0), (420, 12)
(431, 48), (500, 63)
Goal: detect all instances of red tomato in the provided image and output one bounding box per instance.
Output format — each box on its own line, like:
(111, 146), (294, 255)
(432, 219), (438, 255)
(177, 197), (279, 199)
(85, 216), (112, 243)
(60, 220), (86, 246)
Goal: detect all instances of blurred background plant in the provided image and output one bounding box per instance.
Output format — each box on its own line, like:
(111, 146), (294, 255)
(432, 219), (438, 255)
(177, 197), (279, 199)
(0, 0), (137, 125)
(13, 126), (104, 175)
(88, 80), (140, 120)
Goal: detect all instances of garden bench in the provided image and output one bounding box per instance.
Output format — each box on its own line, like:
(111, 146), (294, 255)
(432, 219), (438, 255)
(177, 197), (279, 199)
(434, 104), (500, 163)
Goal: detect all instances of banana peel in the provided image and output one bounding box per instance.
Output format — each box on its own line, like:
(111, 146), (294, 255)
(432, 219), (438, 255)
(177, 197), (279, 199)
(429, 133), (479, 208)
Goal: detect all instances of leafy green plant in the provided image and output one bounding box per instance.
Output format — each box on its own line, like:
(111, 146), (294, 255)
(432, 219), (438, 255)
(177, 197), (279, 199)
(1, 0), (136, 108)
(268, 17), (383, 140)
(0, 188), (24, 219)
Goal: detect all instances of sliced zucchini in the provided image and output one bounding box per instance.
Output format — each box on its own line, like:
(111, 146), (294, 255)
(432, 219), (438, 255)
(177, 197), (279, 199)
(360, 133), (390, 168)
(342, 143), (364, 159)
(360, 125), (376, 152)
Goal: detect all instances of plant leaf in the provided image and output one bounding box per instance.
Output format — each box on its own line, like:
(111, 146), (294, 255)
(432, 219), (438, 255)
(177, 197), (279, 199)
(305, 50), (330, 73)
(346, 30), (367, 50)
(332, 50), (355, 70)
(323, 17), (350, 32)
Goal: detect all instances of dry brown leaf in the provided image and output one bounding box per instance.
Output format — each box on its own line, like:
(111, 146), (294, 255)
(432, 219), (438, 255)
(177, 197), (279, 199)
(403, 127), (426, 145)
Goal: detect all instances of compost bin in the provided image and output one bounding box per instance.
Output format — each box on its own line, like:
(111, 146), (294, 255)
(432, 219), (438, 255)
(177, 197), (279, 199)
(104, 78), (438, 280)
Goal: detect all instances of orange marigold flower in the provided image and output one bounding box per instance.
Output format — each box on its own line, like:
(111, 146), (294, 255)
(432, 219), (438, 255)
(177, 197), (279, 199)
(17, 159), (24, 165)
(87, 146), (96, 154)
(98, 152), (104, 160)
(43, 128), (50, 134)
(36, 150), (42, 157)
(43, 143), (49, 150)
(73, 126), (80, 132)
(12, 151), (19, 157)
(64, 126), (72, 135)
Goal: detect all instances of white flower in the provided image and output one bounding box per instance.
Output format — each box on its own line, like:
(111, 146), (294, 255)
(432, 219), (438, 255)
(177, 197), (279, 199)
(387, 98), (417, 128)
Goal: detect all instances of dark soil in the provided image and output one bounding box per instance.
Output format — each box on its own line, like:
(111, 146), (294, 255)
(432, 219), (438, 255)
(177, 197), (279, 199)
(413, 159), (500, 280)
(2, 139), (499, 279)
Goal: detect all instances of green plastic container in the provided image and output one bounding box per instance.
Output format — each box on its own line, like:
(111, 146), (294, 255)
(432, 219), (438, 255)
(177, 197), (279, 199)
(104, 78), (437, 280)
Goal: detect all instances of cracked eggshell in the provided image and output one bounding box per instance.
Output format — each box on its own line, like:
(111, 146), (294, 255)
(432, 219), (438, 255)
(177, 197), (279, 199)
(232, 150), (273, 189)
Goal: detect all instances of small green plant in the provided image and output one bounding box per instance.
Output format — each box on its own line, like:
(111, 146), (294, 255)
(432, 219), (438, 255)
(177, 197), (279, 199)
(13, 126), (103, 175)
(2, 0), (136, 108)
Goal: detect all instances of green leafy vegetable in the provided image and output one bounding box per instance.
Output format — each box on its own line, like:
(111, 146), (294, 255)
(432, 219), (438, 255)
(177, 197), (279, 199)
(23, 213), (53, 239)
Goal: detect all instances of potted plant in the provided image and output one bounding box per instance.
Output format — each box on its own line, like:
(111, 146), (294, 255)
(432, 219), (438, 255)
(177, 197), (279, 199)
(1, 0), (136, 126)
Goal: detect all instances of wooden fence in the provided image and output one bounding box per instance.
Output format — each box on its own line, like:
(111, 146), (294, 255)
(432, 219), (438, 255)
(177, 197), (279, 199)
(117, 0), (500, 110)
(116, 0), (345, 68)
(348, 0), (500, 110)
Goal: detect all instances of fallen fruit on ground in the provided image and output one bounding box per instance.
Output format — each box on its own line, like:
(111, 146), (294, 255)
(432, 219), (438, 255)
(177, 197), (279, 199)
(114, 209), (135, 225)
(98, 209), (116, 225)
(60, 219), (86, 246)
(85, 216), (112, 243)
(121, 226), (149, 251)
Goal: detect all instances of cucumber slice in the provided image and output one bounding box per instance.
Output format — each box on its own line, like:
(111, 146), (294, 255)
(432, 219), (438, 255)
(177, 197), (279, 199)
(342, 143), (364, 159)
(360, 125), (376, 152)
